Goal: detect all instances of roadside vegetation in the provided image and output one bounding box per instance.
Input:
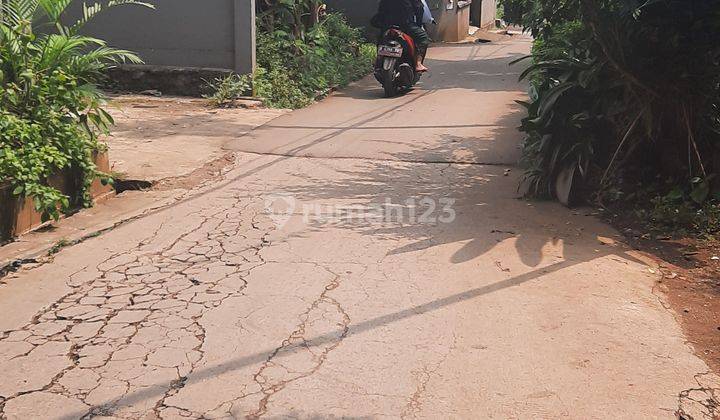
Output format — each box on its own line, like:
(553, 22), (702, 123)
(207, 1), (375, 109)
(501, 0), (720, 238)
(0, 0), (150, 221)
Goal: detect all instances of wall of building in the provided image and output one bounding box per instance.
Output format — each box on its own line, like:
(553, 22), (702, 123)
(71, 0), (255, 74)
(479, 0), (497, 28)
(325, 0), (378, 37)
(428, 0), (471, 42)
(471, 0), (496, 29)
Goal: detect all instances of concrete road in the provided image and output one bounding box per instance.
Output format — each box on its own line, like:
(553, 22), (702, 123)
(1, 38), (718, 419)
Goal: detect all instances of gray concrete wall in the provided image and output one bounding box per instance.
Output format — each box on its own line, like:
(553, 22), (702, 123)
(470, 0), (495, 28)
(325, 0), (378, 37)
(73, 0), (255, 74)
(429, 0), (471, 42)
(479, 0), (496, 29)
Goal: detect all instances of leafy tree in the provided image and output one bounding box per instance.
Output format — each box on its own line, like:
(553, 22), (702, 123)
(502, 0), (720, 214)
(257, 0), (324, 39)
(0, 0), (151, 220)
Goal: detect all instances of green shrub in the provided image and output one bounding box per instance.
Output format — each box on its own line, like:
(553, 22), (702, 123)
(254, 66), (313, 109)
(649, 194), (720, 237)
(504, 0), (720, 232)
(257, 0), (323, 40)
(204, 74), (253, 107)
(254, 13), (375, 109)
(0, 0), (151, 221)
(205, 12), (375, 109)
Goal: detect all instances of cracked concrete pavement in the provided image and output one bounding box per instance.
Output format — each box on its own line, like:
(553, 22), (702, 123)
(1, 37), (719, 419)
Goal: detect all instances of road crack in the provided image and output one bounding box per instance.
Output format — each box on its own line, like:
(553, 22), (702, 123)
(246, 265), (350, 419)
(0, 195), (277, 419)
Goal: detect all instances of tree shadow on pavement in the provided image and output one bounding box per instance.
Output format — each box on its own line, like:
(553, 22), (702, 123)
(263, 100), (563, 267)
(274, 152), (603, 269)
(57, 38), (656, 419)
(59, 141), (649, 420)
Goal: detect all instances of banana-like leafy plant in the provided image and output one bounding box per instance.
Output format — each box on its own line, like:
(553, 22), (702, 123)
(257, 0), (323, 40)
(0, 0), (152, 221)
(504, 0), (720, 209)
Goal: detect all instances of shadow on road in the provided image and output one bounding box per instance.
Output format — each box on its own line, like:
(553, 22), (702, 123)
(61, 254), (600, 420)
(62, 104), (648, 420)
(60, 36), (651, 419)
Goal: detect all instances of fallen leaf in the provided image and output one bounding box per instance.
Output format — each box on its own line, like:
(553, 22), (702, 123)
(597, 236), (616, 246)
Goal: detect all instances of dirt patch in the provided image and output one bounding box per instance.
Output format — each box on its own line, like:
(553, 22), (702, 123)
(105, 94), (287, 188)
(152, 153), (236, 191)
(1, 95), (286, 273)
(606, 211), (720, 374)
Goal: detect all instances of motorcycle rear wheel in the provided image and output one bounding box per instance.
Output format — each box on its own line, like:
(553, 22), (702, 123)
(382, 69), (398, 98)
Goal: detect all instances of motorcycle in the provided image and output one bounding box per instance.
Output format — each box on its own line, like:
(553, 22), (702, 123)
(374, 27), (423, 98)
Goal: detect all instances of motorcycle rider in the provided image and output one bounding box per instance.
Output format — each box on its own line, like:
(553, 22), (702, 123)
(374, 0), (430, 72)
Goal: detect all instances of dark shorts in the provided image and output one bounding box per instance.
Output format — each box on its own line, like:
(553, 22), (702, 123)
(403, 24), (430, 49)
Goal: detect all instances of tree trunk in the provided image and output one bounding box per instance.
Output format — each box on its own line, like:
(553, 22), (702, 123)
(308, 0), (320, 27)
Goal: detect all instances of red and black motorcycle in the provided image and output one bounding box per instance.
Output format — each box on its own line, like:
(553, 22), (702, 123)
(374, 27), (423, 97)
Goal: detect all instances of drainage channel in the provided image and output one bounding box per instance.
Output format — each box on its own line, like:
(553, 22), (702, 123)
(114, 179), (153, 193)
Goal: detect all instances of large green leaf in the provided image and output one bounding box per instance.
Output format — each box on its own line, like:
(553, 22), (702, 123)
(537, 82), (576, 122)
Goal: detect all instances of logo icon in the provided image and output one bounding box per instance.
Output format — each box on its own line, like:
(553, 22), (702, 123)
(263, 192), (296, 228)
